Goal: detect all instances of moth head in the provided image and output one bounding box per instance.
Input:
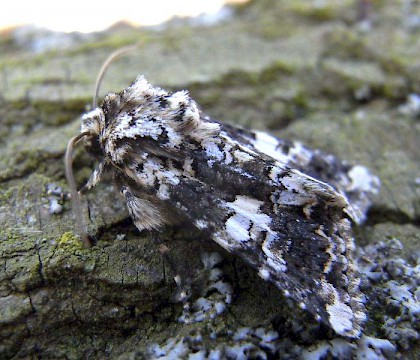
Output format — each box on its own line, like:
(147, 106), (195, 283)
(64, 46), (138, 248)
(80, 107), (106, 157)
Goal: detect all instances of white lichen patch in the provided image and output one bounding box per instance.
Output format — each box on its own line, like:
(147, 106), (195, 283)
(347, 165), (380, 193)
(48, 198), (63, 214)
(358, 239), (419, 350)
(178, 252), (232, 325)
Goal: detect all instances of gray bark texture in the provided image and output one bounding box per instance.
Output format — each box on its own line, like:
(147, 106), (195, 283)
(0, 1), (419, 359)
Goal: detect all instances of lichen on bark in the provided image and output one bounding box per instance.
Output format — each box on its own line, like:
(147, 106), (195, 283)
(0, 0), (419, 358)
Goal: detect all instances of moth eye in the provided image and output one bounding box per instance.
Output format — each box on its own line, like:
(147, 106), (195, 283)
(84, 136), (103, 157)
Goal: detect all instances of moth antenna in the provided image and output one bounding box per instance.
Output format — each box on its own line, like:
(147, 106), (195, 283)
(93, 45), (138, 109)
(65, 45), (137, 247)
(65, 132), (92, 248)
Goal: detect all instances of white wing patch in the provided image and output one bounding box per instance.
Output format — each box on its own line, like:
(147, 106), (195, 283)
(224, 195), (272, 243)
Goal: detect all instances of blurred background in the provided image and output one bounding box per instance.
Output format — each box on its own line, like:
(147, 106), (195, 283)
(0, 0), (246, 32)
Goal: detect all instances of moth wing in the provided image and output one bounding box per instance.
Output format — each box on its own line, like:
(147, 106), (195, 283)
(220, 122), (380, 224)
(151, 164), (365, 338)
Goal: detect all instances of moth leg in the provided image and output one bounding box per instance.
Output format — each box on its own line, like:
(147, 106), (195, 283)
(79, 160), (109, 194)
(120, 186), (191, 317)
(120, 186), (165, 231)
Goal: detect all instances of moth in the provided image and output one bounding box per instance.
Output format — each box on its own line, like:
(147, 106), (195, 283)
(65, 56), (379, 339)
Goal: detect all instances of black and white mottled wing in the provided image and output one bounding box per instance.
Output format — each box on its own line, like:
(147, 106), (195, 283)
(219, 123), (380, 224)
(79, 76), (374, 338)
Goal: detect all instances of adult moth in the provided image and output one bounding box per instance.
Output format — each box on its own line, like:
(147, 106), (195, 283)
(65, 53), (379, 338)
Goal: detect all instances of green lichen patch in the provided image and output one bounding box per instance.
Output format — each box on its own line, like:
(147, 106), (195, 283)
(323, 26), (375, 60)
(0, 120), (80, 182)
(57, 231), (85, 253)
(30, 98), (87, 126)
